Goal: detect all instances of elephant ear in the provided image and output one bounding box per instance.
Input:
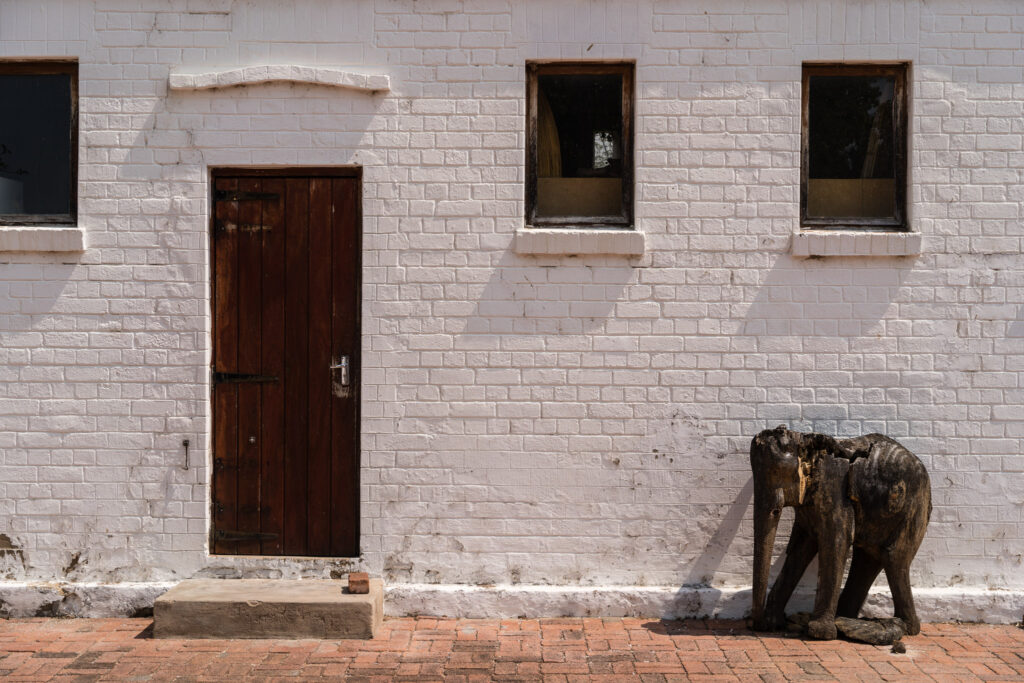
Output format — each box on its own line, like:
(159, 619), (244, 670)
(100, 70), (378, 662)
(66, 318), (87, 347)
(887, 480), (907, 514)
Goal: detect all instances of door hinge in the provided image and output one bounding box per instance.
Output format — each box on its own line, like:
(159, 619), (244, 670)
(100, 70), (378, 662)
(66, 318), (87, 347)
(212, 371), (279, 385)
(214, 222), (273, 234)
(214, 529), (279, 542)
(214, 189), (279, 202)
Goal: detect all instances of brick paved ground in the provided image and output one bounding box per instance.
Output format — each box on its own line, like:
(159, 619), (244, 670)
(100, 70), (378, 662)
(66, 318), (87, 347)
(0, 617), (1022, 681)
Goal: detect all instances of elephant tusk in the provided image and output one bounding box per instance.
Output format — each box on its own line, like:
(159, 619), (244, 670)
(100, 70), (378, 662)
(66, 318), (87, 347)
(797, 460), (812, 505)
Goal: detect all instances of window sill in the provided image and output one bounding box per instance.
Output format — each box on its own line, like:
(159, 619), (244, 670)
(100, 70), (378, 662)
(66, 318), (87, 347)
(0, 226), (86, 252)
(514, 228), (645, 256)
(792, 230), (921, 257)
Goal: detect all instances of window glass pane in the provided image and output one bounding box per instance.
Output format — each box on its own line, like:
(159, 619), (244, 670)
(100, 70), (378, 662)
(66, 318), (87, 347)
(536, 73), (623, 218)
(807, 75), (895, 219)
(0, 73), (73, 216)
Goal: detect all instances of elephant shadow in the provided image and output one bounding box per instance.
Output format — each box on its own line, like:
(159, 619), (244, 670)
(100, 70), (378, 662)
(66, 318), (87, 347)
(667, 478), (816, 621)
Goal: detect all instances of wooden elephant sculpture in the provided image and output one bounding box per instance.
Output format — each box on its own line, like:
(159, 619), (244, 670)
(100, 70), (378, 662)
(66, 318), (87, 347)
(749, 426), (931, 640)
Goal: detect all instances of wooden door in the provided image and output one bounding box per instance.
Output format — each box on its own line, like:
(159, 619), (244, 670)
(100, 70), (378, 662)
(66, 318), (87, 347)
(211, 169), (360, 557)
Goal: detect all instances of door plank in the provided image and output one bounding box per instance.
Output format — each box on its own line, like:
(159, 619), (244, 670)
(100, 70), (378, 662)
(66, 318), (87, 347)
(307, 177), (333, 556)
(283, 178), (310, 555)
(212, 177), (239, 555)
(259, 179), (287, 555)
(234, 178), (264, 555)
(331, 177), (360, 556)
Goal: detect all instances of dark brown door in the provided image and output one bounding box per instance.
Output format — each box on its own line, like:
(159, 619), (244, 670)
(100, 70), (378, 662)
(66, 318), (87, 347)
(211, 169), (360, 557)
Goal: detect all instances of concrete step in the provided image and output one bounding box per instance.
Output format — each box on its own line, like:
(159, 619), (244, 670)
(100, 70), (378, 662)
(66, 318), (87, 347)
(153, 578), (383, 639)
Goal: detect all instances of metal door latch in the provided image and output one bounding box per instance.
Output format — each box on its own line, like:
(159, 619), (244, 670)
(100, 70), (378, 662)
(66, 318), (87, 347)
(331, 356), (350, 386)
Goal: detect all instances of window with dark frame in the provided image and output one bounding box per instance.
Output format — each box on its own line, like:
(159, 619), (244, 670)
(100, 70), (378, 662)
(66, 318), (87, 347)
(801, 63), (907, 230)
(0, 61), (78, 225)
(526, 62), (634, 228)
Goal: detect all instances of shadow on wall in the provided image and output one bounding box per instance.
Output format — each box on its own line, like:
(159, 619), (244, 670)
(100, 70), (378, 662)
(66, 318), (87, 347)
(455, 249), (637, 338)
(703, 252), (923, 610)
(1009, 305), (1024, 338)
(670, 479), (817, 619)
(658, 252), (921, 612)
(0, 258), (82, 580)
(0, 260), (85, 360)
(681, 478), (753, 587)
(741, 253), (920, 436)
(672, 478), (755, 617)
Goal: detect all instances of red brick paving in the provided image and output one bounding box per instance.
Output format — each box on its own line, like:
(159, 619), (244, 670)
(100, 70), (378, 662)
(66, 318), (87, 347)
(0, 617), (1022, 681)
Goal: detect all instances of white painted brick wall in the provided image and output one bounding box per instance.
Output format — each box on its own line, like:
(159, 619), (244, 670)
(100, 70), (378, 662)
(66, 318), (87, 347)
(0, 0), (1021, 612)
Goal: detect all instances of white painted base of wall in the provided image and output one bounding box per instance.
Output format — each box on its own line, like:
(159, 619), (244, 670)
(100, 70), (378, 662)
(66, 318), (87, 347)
(2, 582), (1021, 625)
(387, 584), (1024, 625)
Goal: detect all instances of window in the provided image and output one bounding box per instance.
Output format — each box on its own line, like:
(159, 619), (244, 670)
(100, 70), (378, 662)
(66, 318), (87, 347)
(526, 62), (633, 228)
(0, 62), (77, 225)
(801, 64), (907, 229)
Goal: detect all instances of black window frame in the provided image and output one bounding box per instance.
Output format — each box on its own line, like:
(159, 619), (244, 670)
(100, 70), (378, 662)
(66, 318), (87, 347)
(525, 61), (635, 229)
(800, 62), (908, 231)
(0, 60), (78, 226)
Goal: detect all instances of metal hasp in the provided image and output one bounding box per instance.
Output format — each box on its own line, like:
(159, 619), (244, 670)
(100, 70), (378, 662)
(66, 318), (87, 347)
(213, 189), (280, 202)
(211, 371), (279, 385)
(213, 530), (280, 542)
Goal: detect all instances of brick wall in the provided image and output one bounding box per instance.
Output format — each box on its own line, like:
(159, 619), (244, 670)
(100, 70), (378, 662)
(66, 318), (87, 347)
(0, 0), (1021, 607)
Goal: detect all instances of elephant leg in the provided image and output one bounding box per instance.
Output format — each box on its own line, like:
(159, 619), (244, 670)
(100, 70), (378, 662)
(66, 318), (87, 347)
(836, 548), (883, 619)
(764, 522), (817, 630)
(885, 560), (920, 636)
(807, 521), (852, 640)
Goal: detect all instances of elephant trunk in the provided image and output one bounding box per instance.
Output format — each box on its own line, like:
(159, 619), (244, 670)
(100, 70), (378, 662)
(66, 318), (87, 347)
(751, 486), (785, 629)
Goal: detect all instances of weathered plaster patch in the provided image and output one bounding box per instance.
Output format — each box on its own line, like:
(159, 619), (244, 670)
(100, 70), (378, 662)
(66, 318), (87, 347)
(60, 551), (87, 581)
(0, 535), (25, 580)
(0, 535), (24, 560)
(194, 557), (360, 581)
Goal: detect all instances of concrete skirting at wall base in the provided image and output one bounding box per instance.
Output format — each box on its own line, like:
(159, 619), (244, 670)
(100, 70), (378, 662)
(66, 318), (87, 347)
(0, 582), (174, 618)
(1, 581), (1021, 625)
